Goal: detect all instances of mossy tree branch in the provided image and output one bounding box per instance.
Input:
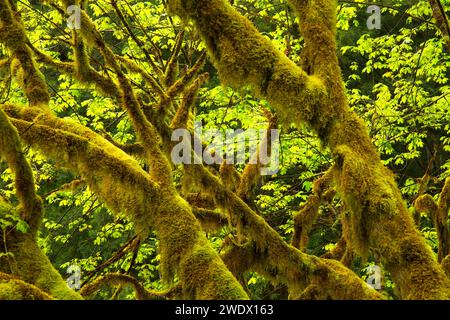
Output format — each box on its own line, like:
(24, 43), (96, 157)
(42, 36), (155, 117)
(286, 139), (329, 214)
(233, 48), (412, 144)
(80, 273), (172, 300)
(292, 170), (335, 251)
(0, 108), (42, 233)
(2, 103), (248, 299)
(0, 1), (86, 299)
(185, 162), (381, 299)
(192, 207), (229, 233)
(0, 0), (50, 106)
(1, 0), (247, 300)
(236, 110), (277, 203)
(0, 272), (53, 300)
(0, 108), (82, 299)
(415, 178), (450, 262)
(0, 198), (82, 299)
(167, 0), (450, 299)
(74, 10), (173, 185)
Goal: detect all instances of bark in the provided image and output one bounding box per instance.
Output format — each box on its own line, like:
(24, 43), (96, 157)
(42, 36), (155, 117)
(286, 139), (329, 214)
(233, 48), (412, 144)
(428, 0), (450, 52)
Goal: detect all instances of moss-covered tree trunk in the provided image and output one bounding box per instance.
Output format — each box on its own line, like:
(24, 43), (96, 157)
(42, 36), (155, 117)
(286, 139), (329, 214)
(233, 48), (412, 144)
(166, 0), (450, 299)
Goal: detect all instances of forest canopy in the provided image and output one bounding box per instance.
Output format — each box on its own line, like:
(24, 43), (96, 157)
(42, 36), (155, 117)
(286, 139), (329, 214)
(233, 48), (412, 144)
(0, 0), (450, 300)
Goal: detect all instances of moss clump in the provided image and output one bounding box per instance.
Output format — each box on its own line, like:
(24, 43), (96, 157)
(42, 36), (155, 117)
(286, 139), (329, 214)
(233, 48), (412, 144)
(292, 171), (335, 250)
(180, 241), (249, 299)
(0, 273), (53, 300)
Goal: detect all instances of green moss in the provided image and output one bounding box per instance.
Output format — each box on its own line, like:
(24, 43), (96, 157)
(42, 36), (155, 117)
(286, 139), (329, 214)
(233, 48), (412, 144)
(186, 162), (382, 299)
(2, 232), (82, 300)
(441, 254), (450, 277)
(0, 108), (43, 233)
(292, 171), (334, 250)
(0, 0), (50, 106)
(166, 0), (450, 298)
(292, 195), (320, 250)
(3, 104), (249, 299)
(415, 179), (450, 262)
(171, 73), (208, 129)
(0, 200), (80, 299)
(192, 207), (228, 232)
(333, 145), (450, 298)
(180, 241), (248, 299)
(4, 105), (159, 238)
(168, 0), (328, 132)
(0, 273), (53, 300)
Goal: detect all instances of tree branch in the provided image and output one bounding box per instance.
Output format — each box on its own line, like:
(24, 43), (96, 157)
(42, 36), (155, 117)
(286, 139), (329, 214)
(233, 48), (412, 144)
(80, 273), (172, 300)
(0, 108), (42, 232)
(428, 0), (450, 52)
(168, 0), (450, 299)
(2, 103), (248, 299)
(0, 0), (50, 106)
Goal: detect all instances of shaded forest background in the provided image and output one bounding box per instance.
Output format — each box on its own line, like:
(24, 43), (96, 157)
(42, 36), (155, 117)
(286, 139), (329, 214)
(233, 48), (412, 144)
(0, 0), (449, 299)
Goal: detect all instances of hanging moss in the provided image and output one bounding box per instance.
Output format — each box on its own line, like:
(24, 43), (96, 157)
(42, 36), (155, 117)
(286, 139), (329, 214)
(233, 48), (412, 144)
(0, 105), (84, 299)
(292, 170), (335, 250)
(0, 200), (81, 299)
(236, 111), (277, 203)
(414, 178), (450, 262)
(166, 0), (450, 299)
(179, 240), (249, 299)
(167, 0), (329, 134)
(185, 193), (217, 210)
(292, 195), (320, 250)
(3, 104), (248, 299)
(219, 162), (241, 193)
(192, 207), (229, 232)
(171, 72), (209, 129)
(441, 254), (450, 277)
(185, 161), (382, 299)
(1, 231), (82, 300)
